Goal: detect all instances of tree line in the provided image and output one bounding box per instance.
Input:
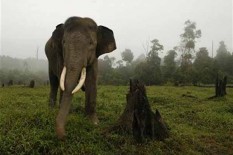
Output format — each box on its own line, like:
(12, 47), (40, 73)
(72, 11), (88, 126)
(98, 20), (233, 85)
(0, 20), (232, 86)
(0, 56), (48, 86)
(98, 41), (233, 85)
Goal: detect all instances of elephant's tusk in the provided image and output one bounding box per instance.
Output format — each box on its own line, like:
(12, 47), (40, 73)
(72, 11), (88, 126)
(60, 66), (66, 91)
(72, 68), (86, 94)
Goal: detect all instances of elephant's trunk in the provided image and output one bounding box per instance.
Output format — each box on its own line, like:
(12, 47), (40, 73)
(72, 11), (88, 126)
(56, 59), (86, 140)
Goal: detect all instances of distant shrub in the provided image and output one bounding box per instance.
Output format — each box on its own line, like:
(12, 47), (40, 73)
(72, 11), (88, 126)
(8, 80), (13, 86)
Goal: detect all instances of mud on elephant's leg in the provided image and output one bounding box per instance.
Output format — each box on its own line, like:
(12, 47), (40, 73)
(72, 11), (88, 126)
(85, 60), (99, 124)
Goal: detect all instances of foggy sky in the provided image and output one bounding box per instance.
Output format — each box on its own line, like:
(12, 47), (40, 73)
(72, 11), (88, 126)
(1, 0), (232, 60)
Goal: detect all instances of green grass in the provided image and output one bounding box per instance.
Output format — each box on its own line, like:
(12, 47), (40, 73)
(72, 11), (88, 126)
(0, 86), (232, 154)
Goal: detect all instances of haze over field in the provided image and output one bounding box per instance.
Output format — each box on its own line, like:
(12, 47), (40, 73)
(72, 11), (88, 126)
(1, 0), (232, 60)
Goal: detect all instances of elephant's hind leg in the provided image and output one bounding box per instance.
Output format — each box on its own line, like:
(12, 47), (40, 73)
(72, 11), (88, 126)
(49, 70), (59, 108)
(84, 61), (99, 124)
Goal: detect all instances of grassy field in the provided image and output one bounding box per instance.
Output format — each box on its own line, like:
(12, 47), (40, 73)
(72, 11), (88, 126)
(0, 85), (232, 154)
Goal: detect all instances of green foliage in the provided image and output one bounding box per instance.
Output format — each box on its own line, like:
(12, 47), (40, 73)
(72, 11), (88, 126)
(177, 20), (202, 84)
(181, 20), (201, 46)
(121, 49), (134, 64)
(0, 86), (233, 154)
(0, 56), (48, 85)
(150, 39), (164, 53)
(215, 41), (232, 75)
(162, 50), (177, 82)
(99, 39), (164, 86)
(97, 39), (233, 86)
(0, 56), (47, 72)
(193, 47), (216, 84)
(140, 39), (163, 85)
(135, 61), (153, 85)
(147, 39), (163, 68)
(1, 20), (233, 86)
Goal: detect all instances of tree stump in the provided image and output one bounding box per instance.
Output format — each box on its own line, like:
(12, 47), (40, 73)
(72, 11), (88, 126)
(109, 79), (169, 142)
(209, 75), (227, 99)
(208, 75), (227, 99)
(222, 76), (227, 95)
(29, 80), (35, 88)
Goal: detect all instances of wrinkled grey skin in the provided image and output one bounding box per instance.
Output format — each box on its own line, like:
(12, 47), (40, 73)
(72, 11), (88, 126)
(45, 16), (116, 139)
(45, 23), (64, 107)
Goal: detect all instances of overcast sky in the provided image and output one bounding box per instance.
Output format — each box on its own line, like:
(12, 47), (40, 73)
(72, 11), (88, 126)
(1, 0), (232, 60)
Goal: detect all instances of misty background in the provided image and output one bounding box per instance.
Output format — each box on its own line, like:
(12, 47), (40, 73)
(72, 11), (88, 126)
(1, 0), (232, 58)
(0, 0), (232, 86)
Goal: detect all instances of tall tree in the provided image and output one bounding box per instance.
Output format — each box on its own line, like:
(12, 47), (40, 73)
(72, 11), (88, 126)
(98, 55), (116, 85)
(162, 49), (177, 82)
(180, 20), (201, 51)
(135, 61), (152, 85)
(180, 20), (201, 62)
(121, 49), (134, 64)
(193, 47), (215, 84)
(146, 39), (163, 84)
(178, 20), (201, 83)
(215, 41), (231, 74)
(134, 39), (163, 85)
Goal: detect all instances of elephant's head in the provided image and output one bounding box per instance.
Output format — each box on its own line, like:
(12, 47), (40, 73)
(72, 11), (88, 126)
(60, 16), (116, 94)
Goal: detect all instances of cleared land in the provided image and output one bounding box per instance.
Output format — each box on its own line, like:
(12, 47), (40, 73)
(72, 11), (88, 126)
(0, 86), (232, 154)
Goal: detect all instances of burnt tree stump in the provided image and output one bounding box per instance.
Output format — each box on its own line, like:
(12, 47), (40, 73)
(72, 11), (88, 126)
(109, 79), (169, 142)
(29, 80), (35, 88)
(208, 75), (227, 99)
(222, 76), (227, 95)
(209, 75), (227, 99)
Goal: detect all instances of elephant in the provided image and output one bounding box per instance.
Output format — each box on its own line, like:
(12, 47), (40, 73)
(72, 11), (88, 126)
(45, 16), (116, 139)
(45, 23), (64, 107)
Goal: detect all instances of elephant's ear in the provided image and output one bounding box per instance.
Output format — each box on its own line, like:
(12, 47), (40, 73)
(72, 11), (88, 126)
(52, 23), (64, 41)
(96, 26), (116, 58)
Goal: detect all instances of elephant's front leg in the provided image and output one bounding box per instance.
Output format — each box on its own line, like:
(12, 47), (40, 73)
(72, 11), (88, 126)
(85, 59), (99, 124)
